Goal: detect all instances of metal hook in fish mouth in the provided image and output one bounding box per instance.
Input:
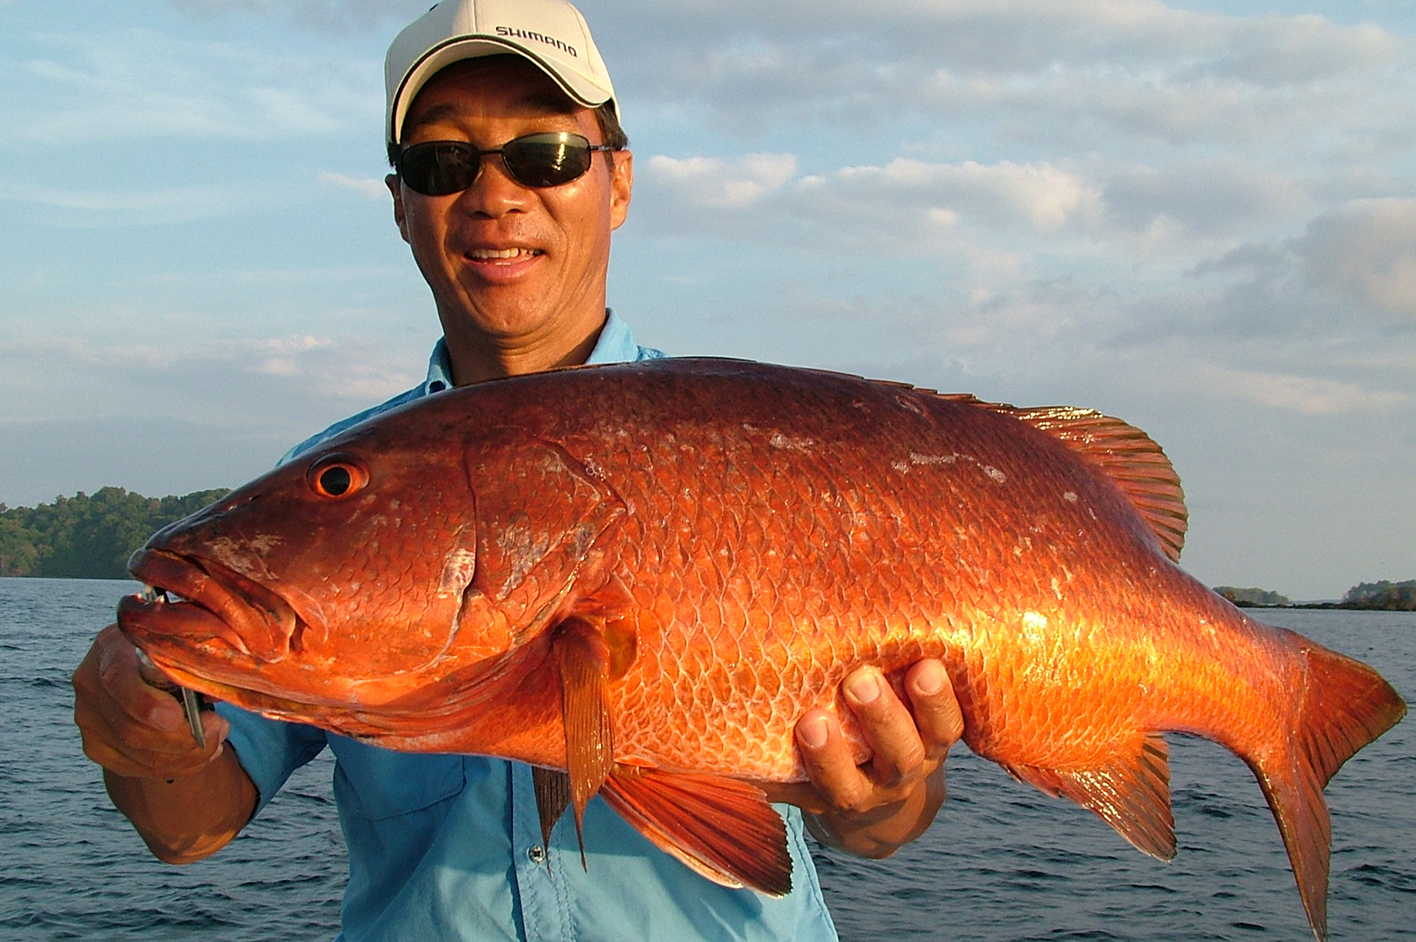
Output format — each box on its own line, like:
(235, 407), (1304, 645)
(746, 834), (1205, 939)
(137, 586), (209, 749)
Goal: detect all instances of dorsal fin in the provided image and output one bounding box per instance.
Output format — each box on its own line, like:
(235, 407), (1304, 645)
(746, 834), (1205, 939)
(962, 399), (1188, 562)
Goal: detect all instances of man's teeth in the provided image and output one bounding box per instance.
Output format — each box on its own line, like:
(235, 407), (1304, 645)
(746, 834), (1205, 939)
(469, 247), (538, 260)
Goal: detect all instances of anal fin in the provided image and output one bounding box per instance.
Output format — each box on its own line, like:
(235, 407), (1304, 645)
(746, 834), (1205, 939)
(599, 766), (793, 897)
(1005, 732), (1176, 860)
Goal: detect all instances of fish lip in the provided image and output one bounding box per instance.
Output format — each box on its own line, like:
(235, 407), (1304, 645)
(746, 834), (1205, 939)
(142, 656), (314, 714)
(122, 548), (305, 661)
(135, 648), (380, 731)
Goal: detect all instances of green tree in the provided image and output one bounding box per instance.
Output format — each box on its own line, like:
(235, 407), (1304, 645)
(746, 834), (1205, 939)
(0, 510), (41, 576)
(1343, 580), (1416, 611)
(1214, 586), (1290, 606)
(0, 487), (229, 579)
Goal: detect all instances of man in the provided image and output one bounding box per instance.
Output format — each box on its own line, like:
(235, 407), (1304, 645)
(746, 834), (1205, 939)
(72, 1), (964, 938)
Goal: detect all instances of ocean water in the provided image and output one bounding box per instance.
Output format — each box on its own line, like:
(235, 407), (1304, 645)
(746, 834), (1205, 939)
(1, 578), (1411, 941)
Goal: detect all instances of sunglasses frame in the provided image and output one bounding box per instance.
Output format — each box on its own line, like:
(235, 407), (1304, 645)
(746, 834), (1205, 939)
(395, 132), (616, 195)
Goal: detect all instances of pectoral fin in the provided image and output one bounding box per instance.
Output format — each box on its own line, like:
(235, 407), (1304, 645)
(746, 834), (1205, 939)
(531, 766), (571, 856)
(553, 616), (615, 866)
(599, 767), (793, 897)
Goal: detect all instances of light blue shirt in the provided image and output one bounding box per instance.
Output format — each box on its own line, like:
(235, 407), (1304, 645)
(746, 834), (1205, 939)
(220, 311), (839, 942)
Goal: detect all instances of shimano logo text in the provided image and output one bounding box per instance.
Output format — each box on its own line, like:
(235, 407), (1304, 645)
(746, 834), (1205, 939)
(495, 26), (578, 58)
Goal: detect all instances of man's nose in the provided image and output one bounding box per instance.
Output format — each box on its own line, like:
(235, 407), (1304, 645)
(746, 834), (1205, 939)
(453, 154), (533, 217)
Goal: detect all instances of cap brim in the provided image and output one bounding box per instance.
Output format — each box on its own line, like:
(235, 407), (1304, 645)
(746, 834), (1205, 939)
(389, 36), (614, 144)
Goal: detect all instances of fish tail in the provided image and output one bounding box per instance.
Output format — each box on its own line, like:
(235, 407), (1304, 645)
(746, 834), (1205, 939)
(1244, 634), (1406, 942)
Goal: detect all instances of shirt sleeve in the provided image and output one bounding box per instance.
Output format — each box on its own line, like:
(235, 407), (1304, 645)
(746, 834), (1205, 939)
(217, 702), (328, 816)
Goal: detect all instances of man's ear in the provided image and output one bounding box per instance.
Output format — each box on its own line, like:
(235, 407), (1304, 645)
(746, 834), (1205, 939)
(387, 174), (412, 244)
(609, 150), (633, 232)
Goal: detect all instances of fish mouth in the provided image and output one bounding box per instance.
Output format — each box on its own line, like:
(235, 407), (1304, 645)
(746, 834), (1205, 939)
(119, 548), (306, 663)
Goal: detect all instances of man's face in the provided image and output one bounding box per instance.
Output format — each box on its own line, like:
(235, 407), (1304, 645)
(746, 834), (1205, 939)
(387, 57), (632, 379)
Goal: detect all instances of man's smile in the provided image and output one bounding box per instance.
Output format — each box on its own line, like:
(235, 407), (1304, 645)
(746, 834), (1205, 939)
(466, 246), (544, 262)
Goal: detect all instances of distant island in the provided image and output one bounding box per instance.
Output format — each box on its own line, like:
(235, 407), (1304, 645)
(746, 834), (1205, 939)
(1215, 586), (1291, 606)
(0, 487), (230, 580)
(3, 489), (1414, 613)
(1217, 582), (1416, 612)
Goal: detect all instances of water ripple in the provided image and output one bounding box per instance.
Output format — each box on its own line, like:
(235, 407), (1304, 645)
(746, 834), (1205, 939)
(6, 581), (1413, 942)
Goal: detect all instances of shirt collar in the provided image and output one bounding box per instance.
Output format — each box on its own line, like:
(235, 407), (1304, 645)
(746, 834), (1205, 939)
(422, 339), (455, 395)
(422, 308), (637, 395)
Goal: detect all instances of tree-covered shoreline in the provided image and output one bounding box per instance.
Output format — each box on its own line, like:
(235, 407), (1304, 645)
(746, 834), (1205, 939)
(0, 487), (229, 580)
(1214, 582), (1416, 611)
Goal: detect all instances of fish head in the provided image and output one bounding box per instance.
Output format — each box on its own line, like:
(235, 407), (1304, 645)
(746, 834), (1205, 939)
(117, 406), (627, 723)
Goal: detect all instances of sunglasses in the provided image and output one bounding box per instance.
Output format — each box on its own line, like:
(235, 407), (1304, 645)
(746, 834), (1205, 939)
(395, 132), (615, 195)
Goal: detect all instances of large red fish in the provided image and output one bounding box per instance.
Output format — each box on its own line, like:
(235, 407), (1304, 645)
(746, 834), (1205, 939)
(117, 359), (1404, 942)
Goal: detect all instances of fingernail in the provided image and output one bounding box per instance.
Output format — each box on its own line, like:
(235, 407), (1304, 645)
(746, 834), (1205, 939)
(798, 715), (829, 750)
(845, 669), (881, 705)
(914, 661), (945, 696)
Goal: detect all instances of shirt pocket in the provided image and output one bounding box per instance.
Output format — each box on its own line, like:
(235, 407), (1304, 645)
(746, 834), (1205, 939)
(330, 736), (467, 821)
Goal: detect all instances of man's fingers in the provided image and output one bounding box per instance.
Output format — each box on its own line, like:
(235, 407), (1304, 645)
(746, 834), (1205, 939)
(793, 708), (873, 814)
(76, 697), (221, 778)
(842, 666), (929, 791)
(79, 702), (227, 779)
(106, 652), (186, 732)
(73, 625), (226, 778)
(793, 662), (959, 814)
(84, 626), (186, 738)
(902, 659), (965, 759)
(783, 661), (961, 857)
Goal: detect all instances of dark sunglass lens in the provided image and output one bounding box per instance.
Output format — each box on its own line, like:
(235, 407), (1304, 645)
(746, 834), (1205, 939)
(399, 142), (480, 195)
(503, 133), (593, 187)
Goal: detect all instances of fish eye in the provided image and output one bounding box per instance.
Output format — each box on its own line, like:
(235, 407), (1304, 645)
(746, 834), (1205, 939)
(307, 455), (368, 499)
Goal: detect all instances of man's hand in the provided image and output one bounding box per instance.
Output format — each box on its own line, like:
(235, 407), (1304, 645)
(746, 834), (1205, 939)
(73, 624), (229, 779)
(762, 660), (964, 858)
(72, 624), (256, 863)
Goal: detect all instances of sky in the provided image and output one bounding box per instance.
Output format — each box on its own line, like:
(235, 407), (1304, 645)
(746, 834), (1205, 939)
(2, 0), (1413, 601)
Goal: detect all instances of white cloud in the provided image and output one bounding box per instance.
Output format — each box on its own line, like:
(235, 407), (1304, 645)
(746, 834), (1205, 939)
(167, 0), (427, 33)
(0, 414), (292, 507)
(0, 324), (431, 506)
(641, 152), (1103, 249)
(644, 153), (797, 209)
(0, 334), (420, 423)
(172, 0), (1404, 142)
(1297, 198), (1416, 320)
(1217, 13), (1397, 84)
(1194, 364), (1409, 415)
(600, 0), (1409, 147)
(1180, 199), (1416, 337)
(0, 179), (254, 227)
(319, 170), (389, 199)
(851, 158), (1103, 234)
(8, 29), (378, 146)
(1102, 157), (1310, 243)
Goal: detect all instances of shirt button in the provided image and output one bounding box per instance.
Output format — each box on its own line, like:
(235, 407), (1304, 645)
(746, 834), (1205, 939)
(527, 845), (546, 864)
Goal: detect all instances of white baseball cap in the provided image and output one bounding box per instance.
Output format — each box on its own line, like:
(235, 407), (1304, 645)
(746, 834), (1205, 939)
(385, 0), (618, 146)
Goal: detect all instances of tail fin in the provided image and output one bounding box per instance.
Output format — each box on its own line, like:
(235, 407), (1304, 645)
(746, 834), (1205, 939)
(1245, 635), (1406, 942)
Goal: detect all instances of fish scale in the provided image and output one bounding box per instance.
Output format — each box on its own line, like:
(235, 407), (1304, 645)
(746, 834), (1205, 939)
(117, 358), (1403, 941)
